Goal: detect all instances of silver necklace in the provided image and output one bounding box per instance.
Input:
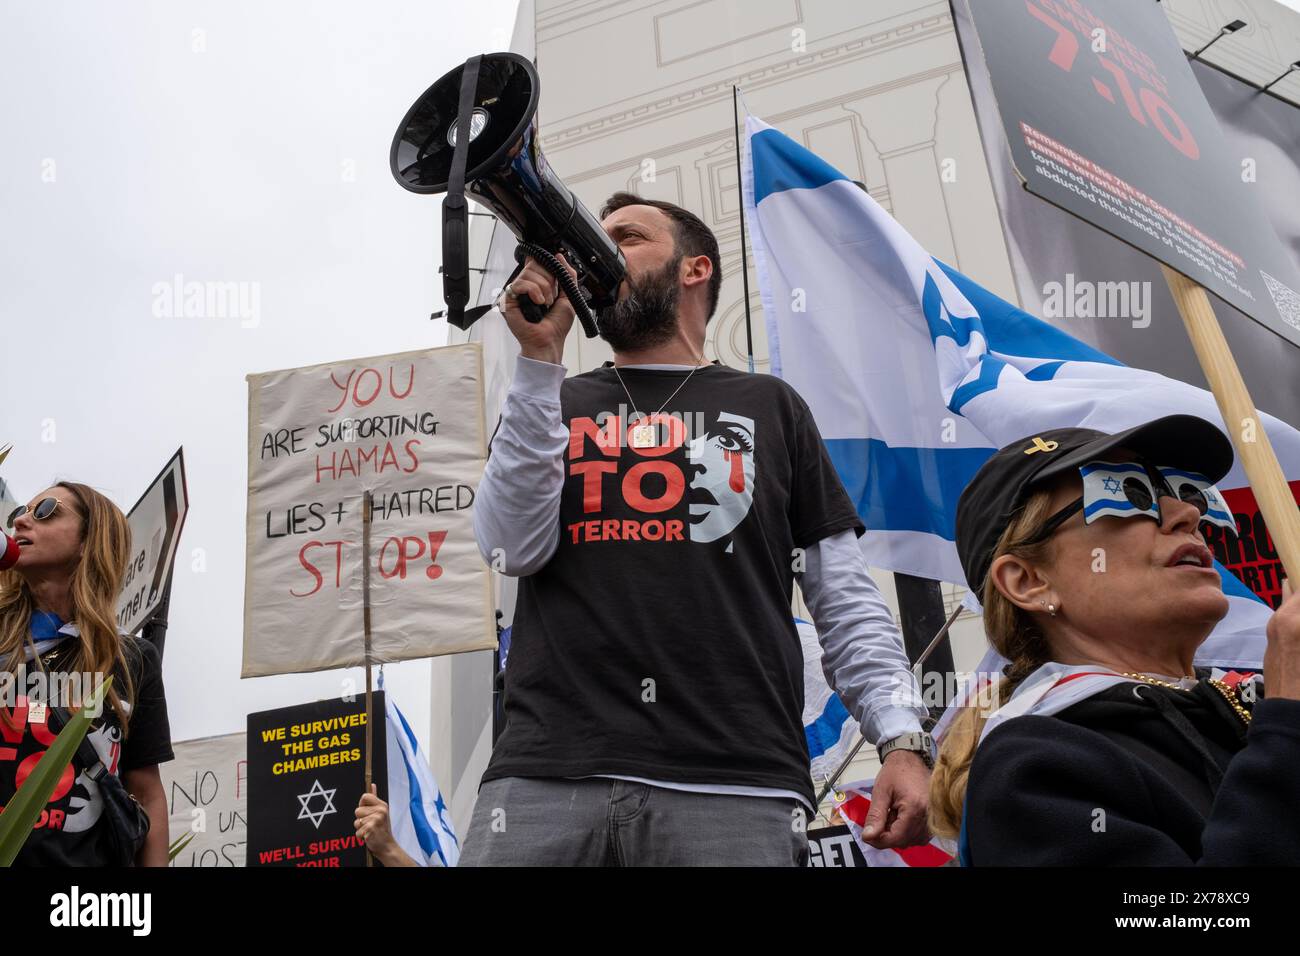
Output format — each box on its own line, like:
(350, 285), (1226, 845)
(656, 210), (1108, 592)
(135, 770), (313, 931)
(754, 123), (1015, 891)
(612, 352), (708, 449)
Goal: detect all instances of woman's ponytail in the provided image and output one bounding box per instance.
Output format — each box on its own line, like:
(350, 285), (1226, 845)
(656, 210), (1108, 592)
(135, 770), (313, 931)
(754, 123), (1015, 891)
(928, 488), (1057, 840)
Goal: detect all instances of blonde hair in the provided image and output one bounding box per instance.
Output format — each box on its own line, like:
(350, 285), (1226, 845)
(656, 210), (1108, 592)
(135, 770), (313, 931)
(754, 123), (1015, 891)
(0, 482), (136, 734)
(928, 487), (1058, 839)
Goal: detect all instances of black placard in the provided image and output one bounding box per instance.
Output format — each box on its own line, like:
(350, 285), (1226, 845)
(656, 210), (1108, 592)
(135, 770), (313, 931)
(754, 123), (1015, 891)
(246, 693), (385, 868)
(806, 825), (869, 867)
(963, 0), (1300, 348)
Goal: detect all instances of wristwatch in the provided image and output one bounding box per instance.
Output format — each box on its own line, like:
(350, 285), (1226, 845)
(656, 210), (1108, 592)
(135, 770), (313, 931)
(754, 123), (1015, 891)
(877, 731), (936, 769)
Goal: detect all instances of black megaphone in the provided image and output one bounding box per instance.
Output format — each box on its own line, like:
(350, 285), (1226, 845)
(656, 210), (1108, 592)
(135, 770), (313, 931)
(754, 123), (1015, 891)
(390, 52), (623, 338)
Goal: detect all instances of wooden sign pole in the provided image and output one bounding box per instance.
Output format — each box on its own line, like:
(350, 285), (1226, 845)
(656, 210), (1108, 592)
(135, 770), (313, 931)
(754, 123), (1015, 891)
(1162, 265), (1300, 586)
(362, 490), (375, 867)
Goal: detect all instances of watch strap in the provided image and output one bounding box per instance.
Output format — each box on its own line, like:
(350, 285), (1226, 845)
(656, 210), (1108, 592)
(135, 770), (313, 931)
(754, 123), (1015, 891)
(877, 730), (935, 768)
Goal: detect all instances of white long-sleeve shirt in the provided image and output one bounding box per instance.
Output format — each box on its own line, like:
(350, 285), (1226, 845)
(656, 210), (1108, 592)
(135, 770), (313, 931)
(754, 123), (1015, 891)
(475, 354), (925, 804)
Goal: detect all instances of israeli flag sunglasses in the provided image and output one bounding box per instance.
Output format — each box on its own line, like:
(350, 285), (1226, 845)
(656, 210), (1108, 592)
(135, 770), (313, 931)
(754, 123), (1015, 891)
(1023, 460), (1236, 546)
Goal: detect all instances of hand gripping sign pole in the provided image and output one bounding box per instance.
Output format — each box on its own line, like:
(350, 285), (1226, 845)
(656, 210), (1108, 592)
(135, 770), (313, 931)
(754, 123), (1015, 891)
(1162, 266), (1300, 583)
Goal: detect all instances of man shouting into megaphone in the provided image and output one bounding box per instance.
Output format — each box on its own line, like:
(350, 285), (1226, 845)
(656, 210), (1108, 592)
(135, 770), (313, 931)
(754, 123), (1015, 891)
(462, 192), (931, 866)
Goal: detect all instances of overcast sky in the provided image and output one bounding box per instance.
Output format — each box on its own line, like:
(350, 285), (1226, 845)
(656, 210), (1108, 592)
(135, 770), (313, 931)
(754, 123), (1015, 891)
(0, 0), (519, 752)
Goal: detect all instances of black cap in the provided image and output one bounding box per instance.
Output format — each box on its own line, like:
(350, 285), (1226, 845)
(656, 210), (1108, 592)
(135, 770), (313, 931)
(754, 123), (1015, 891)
(955, 415), (1234, 596)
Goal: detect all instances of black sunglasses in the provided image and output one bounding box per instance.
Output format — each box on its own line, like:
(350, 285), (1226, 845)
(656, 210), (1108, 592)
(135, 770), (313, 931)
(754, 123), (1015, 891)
(6, 497), (66, 530)
(1020, 461), (1210, 547)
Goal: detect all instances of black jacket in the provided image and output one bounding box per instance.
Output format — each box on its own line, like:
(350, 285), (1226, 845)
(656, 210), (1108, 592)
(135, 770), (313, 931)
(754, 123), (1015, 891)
(964, 677), (1300, 865)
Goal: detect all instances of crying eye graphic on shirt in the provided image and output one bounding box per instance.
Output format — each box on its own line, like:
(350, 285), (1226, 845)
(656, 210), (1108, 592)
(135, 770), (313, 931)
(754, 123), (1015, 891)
(564, 409), (756, 548)
(686, 412), (755, 545)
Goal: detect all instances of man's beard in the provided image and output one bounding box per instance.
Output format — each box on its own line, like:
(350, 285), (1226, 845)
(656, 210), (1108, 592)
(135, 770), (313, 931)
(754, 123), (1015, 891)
(595, 255), (681, 353)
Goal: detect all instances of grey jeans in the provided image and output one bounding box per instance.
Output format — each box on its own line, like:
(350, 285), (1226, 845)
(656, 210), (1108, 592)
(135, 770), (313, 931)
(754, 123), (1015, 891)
(458, 776), (810, 866)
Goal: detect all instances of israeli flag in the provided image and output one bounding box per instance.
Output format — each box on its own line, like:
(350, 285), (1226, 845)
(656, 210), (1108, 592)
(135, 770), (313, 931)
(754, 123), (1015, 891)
(1080, 462), (1160, 522)
(1160, 468), (1236, 531)
(742, 115), (1300, 668)
(385, 693), (460, 867)
(797, 618), (857, 783)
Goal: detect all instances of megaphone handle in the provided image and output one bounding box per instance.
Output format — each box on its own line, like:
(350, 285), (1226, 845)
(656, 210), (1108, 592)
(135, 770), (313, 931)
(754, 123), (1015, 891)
(497, 258), (546, 323)
(513, 242), (601, 338)
(517, 295), (547, 324)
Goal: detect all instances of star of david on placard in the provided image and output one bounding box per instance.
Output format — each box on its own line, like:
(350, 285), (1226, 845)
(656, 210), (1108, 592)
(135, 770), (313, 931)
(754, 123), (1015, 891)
(1102, 476), (1122, 494)
(297, 779), (338, 829)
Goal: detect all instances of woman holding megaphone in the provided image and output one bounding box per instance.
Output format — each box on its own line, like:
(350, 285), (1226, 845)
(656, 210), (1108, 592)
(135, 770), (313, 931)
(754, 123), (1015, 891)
(1, 482), (172, 866)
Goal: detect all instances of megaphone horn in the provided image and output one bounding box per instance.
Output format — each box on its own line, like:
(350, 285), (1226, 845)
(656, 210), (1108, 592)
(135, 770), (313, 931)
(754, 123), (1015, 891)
(390, 52), (623, 338)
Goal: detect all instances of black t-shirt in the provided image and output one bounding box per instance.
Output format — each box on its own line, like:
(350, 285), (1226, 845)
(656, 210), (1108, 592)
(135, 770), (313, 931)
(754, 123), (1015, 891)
(1, 634), (174, 866)
(484, 362), (864, 803)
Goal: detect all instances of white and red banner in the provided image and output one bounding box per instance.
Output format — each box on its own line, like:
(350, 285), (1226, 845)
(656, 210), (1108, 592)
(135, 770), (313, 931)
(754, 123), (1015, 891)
(835, 780), (955, 867)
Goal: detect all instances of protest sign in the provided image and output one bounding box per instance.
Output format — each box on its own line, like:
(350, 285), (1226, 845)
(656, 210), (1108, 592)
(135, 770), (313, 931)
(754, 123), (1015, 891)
(246, 694), (385, 867)
(964, 0), (1300, 346)
(806, 825), (869, 868)
(242, 344), (495, 677)
(117, 449), (188, 635)
(164, 732), (247, 867)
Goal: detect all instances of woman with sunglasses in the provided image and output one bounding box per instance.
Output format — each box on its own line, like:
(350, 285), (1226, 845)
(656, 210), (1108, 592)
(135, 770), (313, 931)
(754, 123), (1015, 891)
(929, 415), (1300, 865)
(1, 483), (172, 866)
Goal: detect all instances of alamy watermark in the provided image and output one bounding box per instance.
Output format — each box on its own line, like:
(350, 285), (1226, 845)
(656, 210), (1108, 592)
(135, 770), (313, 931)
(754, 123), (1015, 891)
(151, 273), (261, 328)
(889, 670), (1007, 712)
(1042, 273), (1150, 328)
(0, 666), (106, 715)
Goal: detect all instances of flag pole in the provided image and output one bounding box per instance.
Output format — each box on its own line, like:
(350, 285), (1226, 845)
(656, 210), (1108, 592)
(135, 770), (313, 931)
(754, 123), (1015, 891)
(1161, 266), (1300, 583)
(814, 603), (962, 809)
(732, 85), (756, 374)
(362, 490), (375, 868)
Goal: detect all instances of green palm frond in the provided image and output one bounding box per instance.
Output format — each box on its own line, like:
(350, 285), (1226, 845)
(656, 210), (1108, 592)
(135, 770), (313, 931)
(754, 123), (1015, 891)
(0, 677), (112, 866)
(168, 831), (197, 862)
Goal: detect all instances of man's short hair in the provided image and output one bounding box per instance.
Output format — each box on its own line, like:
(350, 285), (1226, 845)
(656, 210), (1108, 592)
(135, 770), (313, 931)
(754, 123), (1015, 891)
(600, 192), (723, 321)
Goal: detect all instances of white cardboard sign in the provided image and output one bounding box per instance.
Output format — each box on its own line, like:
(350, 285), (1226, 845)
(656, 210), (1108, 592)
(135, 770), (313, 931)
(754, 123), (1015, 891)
(242, 343), (494, 677)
